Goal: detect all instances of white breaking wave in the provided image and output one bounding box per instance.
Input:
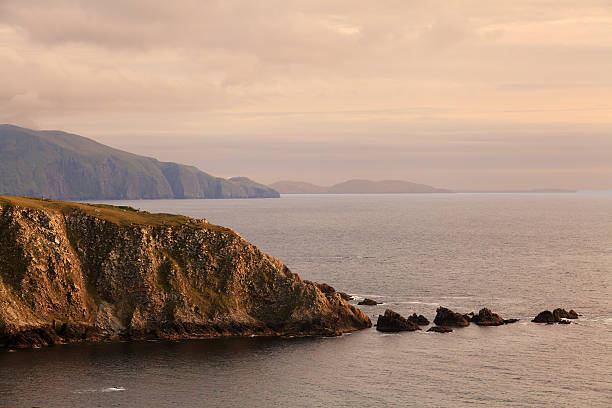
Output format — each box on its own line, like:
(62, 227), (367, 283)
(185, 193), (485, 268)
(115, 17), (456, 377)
(102, 387), (126, 393)
(73, 387), (126, 394)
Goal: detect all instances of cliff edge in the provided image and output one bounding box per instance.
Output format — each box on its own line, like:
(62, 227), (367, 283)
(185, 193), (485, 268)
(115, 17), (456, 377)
(0, 196), (370, 348)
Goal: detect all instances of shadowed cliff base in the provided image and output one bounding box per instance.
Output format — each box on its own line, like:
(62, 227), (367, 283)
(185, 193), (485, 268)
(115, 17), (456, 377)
(0, 195), (369, 349)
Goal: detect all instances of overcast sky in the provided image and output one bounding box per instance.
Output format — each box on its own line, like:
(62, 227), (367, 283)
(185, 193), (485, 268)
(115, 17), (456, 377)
(1, 0), (611, 190)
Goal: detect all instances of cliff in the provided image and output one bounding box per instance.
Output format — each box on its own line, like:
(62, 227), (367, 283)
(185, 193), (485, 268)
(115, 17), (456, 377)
(0, 195), (370, 348)
(0, 124), (279, 199)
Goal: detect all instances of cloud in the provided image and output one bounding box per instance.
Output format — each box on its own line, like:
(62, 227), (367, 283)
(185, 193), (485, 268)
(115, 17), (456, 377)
(0, 0), (610, 189)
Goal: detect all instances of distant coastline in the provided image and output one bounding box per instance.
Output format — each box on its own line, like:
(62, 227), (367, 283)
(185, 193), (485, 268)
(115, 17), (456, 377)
(455, 188), (576, 194)
(270, 179), (577, 194)
(270, 179), (451, 194)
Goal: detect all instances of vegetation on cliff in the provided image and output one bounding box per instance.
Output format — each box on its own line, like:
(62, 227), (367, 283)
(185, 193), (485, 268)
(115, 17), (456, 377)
(0, 124), (279, 199)
(0, 196), (369, 348)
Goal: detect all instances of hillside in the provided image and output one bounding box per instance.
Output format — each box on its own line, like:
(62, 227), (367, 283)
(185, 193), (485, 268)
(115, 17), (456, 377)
(270, 179), (451, 194)
(0, 195), (370, 348)
(0, 124), (279, 200)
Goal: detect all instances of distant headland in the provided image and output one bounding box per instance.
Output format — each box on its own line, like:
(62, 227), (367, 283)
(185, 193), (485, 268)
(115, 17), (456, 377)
(0, 124), (279, 200)
(269, 179), (451, 194)
(269, 179), (576, 194)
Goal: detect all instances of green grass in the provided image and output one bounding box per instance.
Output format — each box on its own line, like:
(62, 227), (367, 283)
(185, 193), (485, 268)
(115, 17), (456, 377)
(0, 195), (234, 233)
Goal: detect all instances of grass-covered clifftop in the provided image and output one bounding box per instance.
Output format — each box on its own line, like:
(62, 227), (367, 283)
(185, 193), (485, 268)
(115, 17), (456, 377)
(0, 124), (279, 200)
(0, 196), (370, 348)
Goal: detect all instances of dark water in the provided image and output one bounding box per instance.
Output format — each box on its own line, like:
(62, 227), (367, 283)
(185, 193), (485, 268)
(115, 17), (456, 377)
(1, 194), (611, 407)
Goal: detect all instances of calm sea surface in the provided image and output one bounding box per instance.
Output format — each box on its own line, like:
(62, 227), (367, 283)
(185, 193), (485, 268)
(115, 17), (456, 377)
(1, 194), (611, 407)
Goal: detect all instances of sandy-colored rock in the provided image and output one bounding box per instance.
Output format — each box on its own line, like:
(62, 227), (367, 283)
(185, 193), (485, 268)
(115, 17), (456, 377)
(0, 196), (371, 348)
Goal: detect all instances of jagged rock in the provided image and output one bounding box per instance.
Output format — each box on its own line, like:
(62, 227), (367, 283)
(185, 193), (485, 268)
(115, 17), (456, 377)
(427, 326), (453, 333)
(358, 298), (381, 306)
(533, 308), (579, 324)
(532, 310), (556, 323)
(433, 307), (469, 327)
(463, 312), (475, 322)
(376, 309), (420, 332)
(312, 282), (336, 295)
(558, 319), (571, 324)
(407, 313), (429, 326)
(472, 308), (505, 326)
(338, 292), (353, 301)
(0, 196), (371, 349)
(553, 308), (579, 320)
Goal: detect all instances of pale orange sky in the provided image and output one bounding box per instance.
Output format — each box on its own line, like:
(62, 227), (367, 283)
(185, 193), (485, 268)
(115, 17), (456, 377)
(1, 1), (611, 190)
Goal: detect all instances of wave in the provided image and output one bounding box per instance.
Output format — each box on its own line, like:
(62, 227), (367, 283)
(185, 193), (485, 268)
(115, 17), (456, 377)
(396, 301), (441, 306)
(102, 387), (126, 393)
(73, 387), (126, 394)
(350, 294), (384, 299)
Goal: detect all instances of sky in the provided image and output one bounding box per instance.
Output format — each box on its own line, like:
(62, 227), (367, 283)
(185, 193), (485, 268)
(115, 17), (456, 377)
(1, 0), (611, 190)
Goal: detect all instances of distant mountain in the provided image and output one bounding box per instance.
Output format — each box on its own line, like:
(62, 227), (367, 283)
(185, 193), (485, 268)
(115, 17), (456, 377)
(0, 124), (279, 200)
(267, 181), (329, 194)
(270, 179), (451, 194)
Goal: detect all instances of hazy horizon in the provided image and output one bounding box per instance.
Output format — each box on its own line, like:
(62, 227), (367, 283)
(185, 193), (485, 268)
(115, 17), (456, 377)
(1, 1), (611, 190)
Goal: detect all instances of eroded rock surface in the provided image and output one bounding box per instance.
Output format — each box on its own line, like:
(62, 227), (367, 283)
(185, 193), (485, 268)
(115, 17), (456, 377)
(433, 307), (469, 327)
(358, 298), (380, 306)
(427, 326), (453, 333)
(376, 309), (420, 332)
(0, 196), (371, 348)
(472, 308), (505, 326)
(533, 308), (579, 324)
(407, 313), (429, 326)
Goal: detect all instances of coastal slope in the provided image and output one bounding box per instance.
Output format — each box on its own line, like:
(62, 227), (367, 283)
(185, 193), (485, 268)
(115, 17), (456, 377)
(0, 195), (370, 348)
(270, 179), (451, 194)
(0, 124), (279, 199)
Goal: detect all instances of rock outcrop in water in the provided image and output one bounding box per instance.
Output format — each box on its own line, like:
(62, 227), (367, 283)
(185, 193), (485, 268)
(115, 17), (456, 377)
(358, 298), (381, 306)
(433, 307), (469, 327)
(407, 313), (429, 326)
(471, 308), (505, 326)
(0, 196), (371, 348)
(376, 309), (420, 332)
(532, 308), (579, 324)
(427, 326), (453, 333)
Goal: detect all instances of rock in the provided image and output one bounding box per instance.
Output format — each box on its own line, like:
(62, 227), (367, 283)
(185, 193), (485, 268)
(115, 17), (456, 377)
(533, 308), (579, 324)
(376, 309), (420, 332)
(312, 282), (336, 295)
(358, 298), (381, 306)
(0, 196), (372, 349)
(503, 319), (520, 324)
(553, 308), (578, 320)
(463, 312), (475, 322)
(427, 326), (453, 333)
(472, 308), (505, 326)
(558, 319), (571, 324)
(433, 307), (469, 327)
(532, 310), (556, 323)
(338, 292), (353, 301)
(407, 313), (429, 326)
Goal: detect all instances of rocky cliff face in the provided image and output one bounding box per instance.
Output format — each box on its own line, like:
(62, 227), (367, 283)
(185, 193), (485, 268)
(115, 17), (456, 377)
(0, 196), (370, 348)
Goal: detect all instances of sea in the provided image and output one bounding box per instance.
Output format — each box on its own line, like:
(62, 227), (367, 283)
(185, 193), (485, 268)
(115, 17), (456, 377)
(1, 193), (611, 407)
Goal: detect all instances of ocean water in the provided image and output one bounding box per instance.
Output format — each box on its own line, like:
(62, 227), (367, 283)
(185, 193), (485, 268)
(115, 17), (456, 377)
(1, 193), (611, 407)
